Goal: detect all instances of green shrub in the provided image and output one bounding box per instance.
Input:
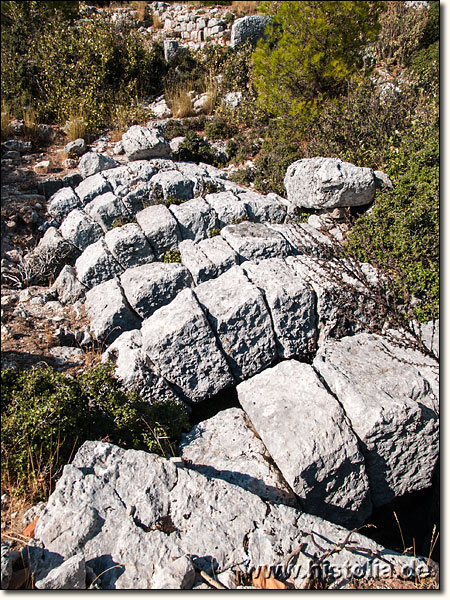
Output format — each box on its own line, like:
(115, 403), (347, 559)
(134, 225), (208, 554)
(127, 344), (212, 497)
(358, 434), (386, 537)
(204, 115), (238, 140)
(172, 130), (224, 166)
(164, 116), (206, 139)
(1, 4), (166, 130)
(253, 1), (380, 118)
(1, 364), (189, 496)
(162, 249), (182, 263)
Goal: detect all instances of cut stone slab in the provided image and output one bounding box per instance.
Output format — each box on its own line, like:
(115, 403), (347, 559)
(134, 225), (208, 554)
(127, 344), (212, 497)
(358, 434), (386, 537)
(120, 262), (193, 319)
(121, 182), (153, 215)
(194, 266), (277, 381)
(79, 152), (119, 179)
(204, 191), (248, 227)
(84, 192), (129, 232)
(242, 259), (317, 358)
(59, 209), (104, 251)
(141, 288), (234, 402)
(269, 223), (333, 258)
(104, 223), (154, 270)
(136, 204), (181, 256)
(313, 333), (439, 506)
(150, 170), (195, 202)
(103, 162), (157, 197)
(169, 197), (218, 242)
(197, 236), (238, 276)
(221, 222), (291, 264)
(284, 157), (376, 209)
(179, 240), (217, 284)
(237, 360), (372, 528)
(286, 255), (379, 345)
(35, 554), (86, 590)
(180, 407), (299, 507)
(52, 265), (86, 305)
(230, 15), (271, 48)
(33, 440), (426, 590)
(122, 125), (171, 161)
(236, 190), (289, 224)
(75, 173), (112, 206)
(75, 239), (123, 289)
(102, 330), (178, 404)
(85, 278), (141, 344)
(47, 187), (81, 223)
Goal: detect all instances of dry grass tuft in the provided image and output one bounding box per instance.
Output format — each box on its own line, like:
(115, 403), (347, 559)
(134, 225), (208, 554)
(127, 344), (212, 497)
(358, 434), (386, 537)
(132, 1), (149, 21)
(165, 82), (195, 118)
(231, 1), (260, 15)
(202, 73), (218, 115)
(64, 111), (88, 142)
(152, 12), (164, 28)
(22, 107), (40, 143)
(1, 100), (13, 140)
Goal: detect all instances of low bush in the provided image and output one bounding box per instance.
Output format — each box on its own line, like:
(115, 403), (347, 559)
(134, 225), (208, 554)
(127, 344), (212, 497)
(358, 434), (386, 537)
(204, 115), (238, 140)
(172, 130), (224, 166)
(162, 249), (182, 263)
(164, 116), (206, 139)
(1, 364), (190, 497)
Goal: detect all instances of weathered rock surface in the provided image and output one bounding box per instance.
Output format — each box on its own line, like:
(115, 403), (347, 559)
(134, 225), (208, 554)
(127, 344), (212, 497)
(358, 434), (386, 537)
(286, 255), (379, 344)
(237, 360), (372, 528)
(194, 266), (277, 381)
(284, 157), (376, 209)
(169, 197), (217, 242)
(237, 190), (289, 224)
(152, 556), (195, 590)
(122, 126), (171, 161)
(150, 170), (195, 202)
(178, 239), (216, 284)
(102, 329), (177, 404)
(180, 408), (299, 507)
(34, 554), (86, 590)
(313, 333), (439, 506)
(120, 262), (192, 319)
(47, 187), (81, 223)
(242, 259), (317, 358)
(75, 239), (123, 289)
(59, 209), (103, 251)
(221, 221), (291, 263)
(230, 15), (271, 48)
(32, 441), (429, 589)
(84, 192), (128, 232)
(65, 138), (86, 158)
(197, 235), (238, 275)
(52, 265), (86, 305)
(75, 173), (112, 206)
(141, 288), (234, 402)
(136, 204), (181, 256)
(79, 152), (119, 179)
(85, 278), (140, 344)
(1, 542), (19, 590)
(104, 223), (155, 269)
(204, 191), (248, 227)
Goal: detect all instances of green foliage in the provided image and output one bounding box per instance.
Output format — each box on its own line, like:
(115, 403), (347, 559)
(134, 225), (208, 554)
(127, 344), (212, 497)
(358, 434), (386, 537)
(164, 117), (206, 139)
(162, 249), (182, 263)
(204, 115), (238, 140)
(172, 130), (224, 166)
(208, 227), (222, 237)
(1, 364), (189, 496)
(1, 4), (166, 130)
(346, 101), (439, 322)
(253, 1), (380, 118)
(229, 167), (255, 187)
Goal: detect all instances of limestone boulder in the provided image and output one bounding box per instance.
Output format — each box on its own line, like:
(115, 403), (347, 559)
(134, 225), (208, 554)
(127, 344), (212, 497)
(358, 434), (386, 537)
(180, 408), (298, 507)
(237, 360), (372, 528)
(75, 173), (112, 205)
(75, 239), (123, 289)
(32, 440), (428, 589)
(84, 192), (129, 232)
(169, 197), (217, 242)
(79, 152), (119, 179)
(47, 187), (81, 223)
(221, 222), (291, 264)
(122, 126), (171, 161)
(59, 209), (103, 252)
(120, 262), (193, 319)
(178, 240), (217, 284)
(242, 259), (317, 358)
(141, 288), (234, 402)
(52, 265), (86, 305)
(150, 170), (195, 202)
(284, 157), (376, 209)
(136, 204), (181, 256)
(194, 266), (277, 381)
(230, 15), (271, 48)
(204, 191), (248, 227)
(85, 278), (141, 344)
(313, 333), (439, 506)
(104, 223), (154, 269)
